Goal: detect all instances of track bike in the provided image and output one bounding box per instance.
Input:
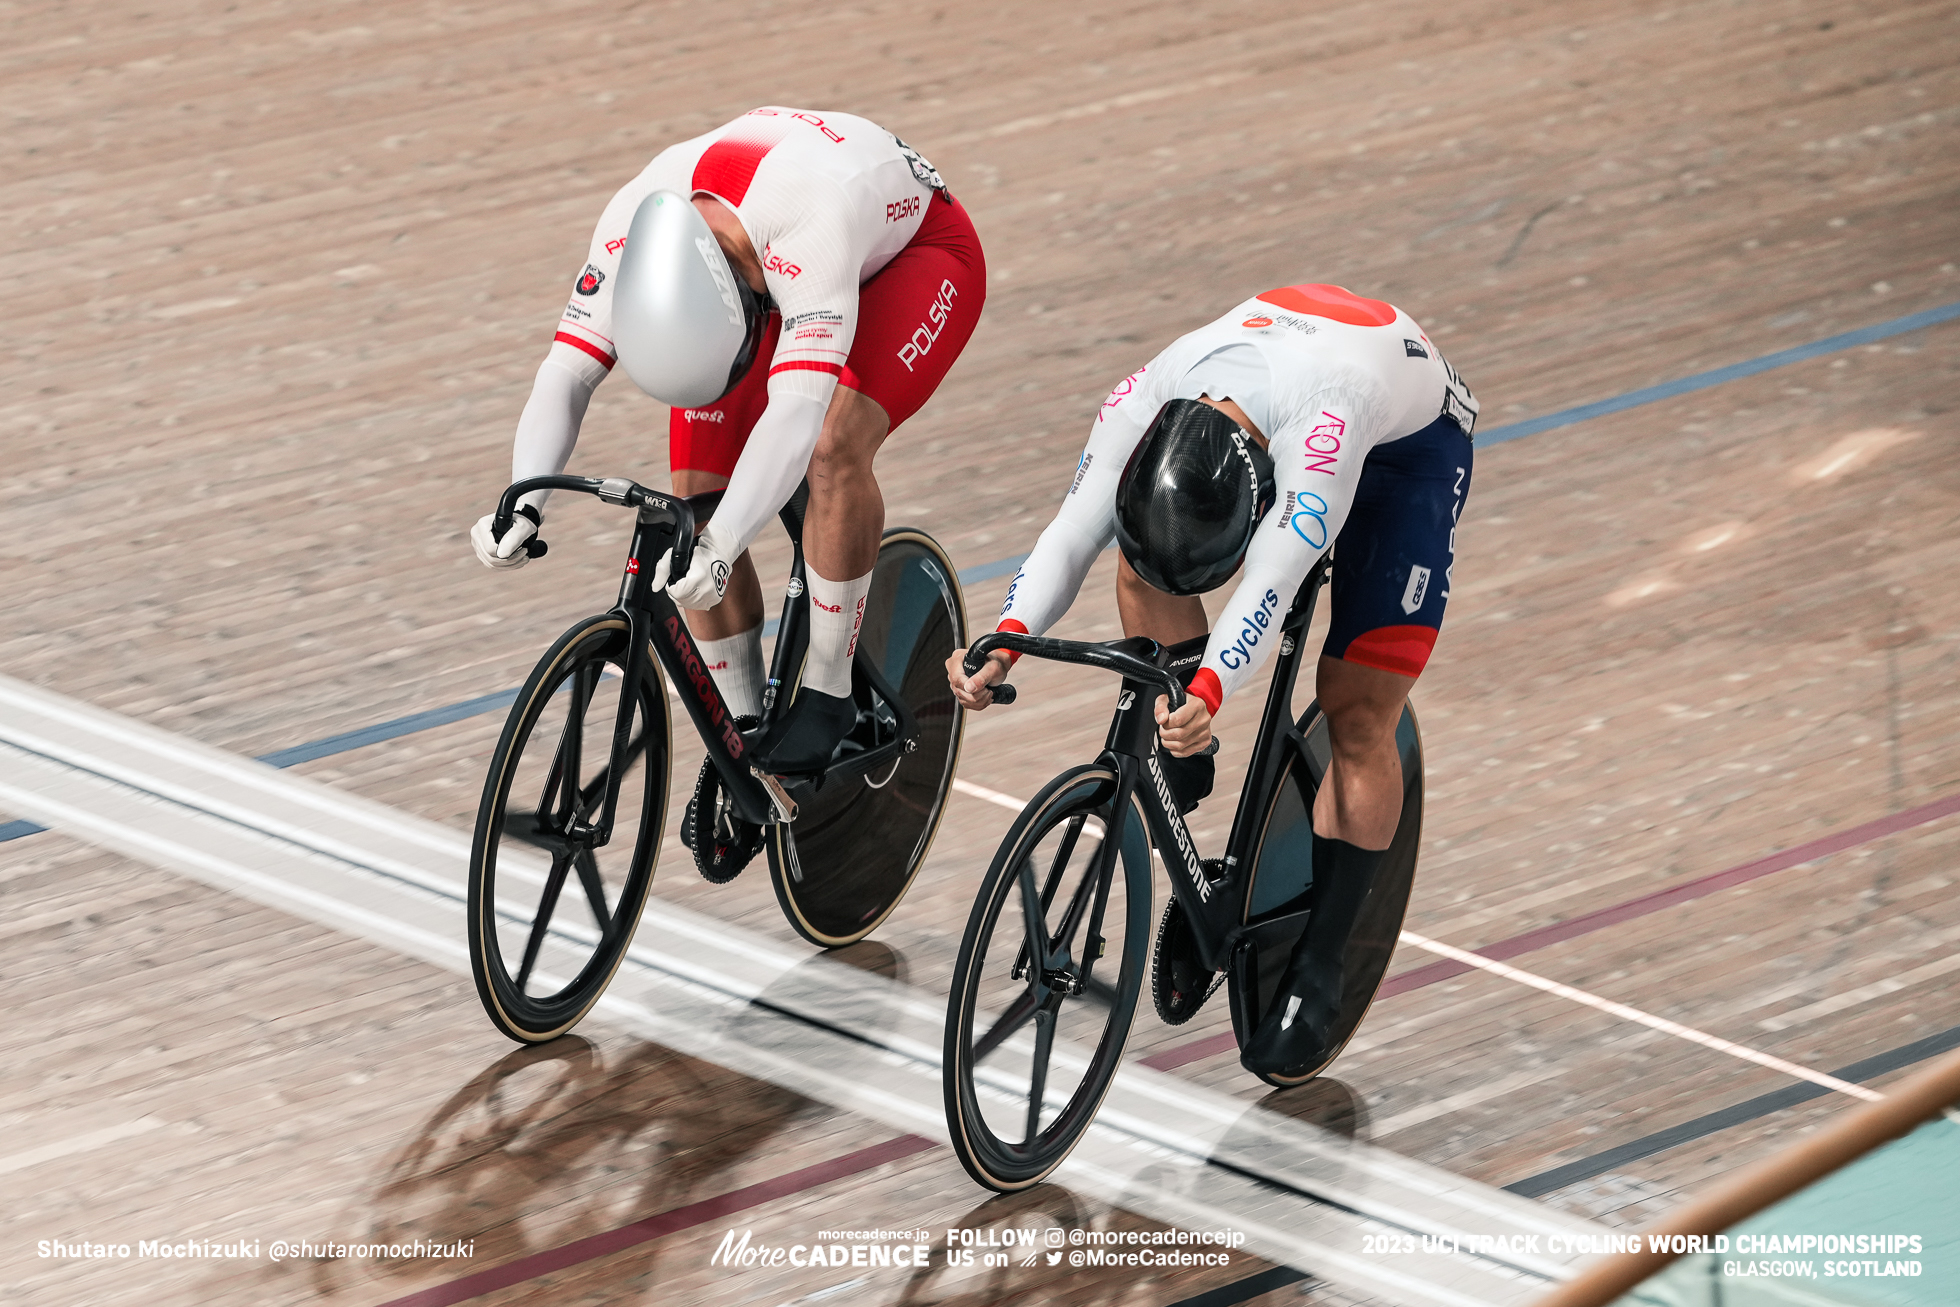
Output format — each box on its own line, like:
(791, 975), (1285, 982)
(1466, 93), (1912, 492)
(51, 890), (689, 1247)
(941, 555), (1422, 1190)
(466, 474), (965, 1043)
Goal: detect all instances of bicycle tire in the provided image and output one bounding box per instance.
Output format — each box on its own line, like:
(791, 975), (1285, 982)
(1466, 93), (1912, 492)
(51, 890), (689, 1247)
(468, 613), (671, 1043)
(1228, 701), (1423, 1087)
(768, 528), (966, 947)
(944, 764), (1153, 1191)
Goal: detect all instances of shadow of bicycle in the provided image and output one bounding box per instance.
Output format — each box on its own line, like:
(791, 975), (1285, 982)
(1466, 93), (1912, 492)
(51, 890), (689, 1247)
(306, 1033), (808, 1299)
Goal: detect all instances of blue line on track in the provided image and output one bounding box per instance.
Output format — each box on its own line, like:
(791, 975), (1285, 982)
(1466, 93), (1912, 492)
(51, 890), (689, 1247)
(1475, 299), (1960, 446)
(4, 299), (1955, 846)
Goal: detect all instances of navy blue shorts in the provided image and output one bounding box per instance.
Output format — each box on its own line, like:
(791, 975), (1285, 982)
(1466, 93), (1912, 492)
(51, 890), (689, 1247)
(1321, 414), (1472, 678)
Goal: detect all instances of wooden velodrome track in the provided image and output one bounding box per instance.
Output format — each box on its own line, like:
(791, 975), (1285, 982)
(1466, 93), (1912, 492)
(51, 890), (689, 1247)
(4, 0), (1957, 1304)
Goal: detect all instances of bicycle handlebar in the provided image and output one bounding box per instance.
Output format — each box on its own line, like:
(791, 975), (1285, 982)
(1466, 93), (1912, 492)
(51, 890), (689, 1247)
(964, 632), (1186, 712)
(493, 476), (696, 578)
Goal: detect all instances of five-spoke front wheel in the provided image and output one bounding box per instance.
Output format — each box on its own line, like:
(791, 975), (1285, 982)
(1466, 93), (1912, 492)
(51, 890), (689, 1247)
(468, 614), (670, 1043)
(943, 764), (1152, 1191)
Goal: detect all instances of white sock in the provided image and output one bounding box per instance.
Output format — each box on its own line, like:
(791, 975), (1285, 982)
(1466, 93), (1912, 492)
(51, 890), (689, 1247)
(803, 568), (872, 698)
(694, 624), (764, 719)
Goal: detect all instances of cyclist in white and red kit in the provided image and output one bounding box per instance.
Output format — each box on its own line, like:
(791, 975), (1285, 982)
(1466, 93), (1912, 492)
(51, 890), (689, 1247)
(948, 283), (1476, 1077)
(474, 107), (985, 774)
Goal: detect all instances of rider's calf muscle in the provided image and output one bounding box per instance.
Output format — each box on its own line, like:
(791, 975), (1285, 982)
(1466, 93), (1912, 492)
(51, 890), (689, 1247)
(1312, 655), (1412, 850)
(806, 385), (891, 581)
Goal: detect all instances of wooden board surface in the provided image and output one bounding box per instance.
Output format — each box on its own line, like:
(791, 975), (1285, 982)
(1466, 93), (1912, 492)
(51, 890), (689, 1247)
(3, 0), (1957, 1303)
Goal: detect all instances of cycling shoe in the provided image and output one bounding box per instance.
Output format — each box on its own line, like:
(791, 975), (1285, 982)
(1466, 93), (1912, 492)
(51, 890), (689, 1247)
(756, 689), (857, 777)
(1240, 956), (1343, 1076)
(1238, 833), (1383, 1079)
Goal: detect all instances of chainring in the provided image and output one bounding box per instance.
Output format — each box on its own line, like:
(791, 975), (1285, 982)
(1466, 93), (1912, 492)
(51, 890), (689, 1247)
(686, 757), (764, 884)
(1151, 895), (1222, 1025)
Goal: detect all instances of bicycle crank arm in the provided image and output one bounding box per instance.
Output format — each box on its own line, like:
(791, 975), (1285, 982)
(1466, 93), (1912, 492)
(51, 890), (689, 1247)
(749, 767), (800, 824)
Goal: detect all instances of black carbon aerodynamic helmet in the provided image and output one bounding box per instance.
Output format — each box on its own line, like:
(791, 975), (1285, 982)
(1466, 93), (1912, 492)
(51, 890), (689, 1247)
(1115, 398), (1277, 596)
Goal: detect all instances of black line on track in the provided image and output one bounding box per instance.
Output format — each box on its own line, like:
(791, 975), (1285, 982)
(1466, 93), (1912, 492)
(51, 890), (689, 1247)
(1503, 1021), (1960, 1198)
(1164, 1264), (1313, 1306)
(1171, 1022), (1960, 1307)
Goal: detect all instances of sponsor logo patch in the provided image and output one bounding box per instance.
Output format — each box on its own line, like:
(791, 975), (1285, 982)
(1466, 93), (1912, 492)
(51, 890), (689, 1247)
(892, 135), (946, 191)
(1401, 565), (1432, 615)
(1404, 338), (1429, 358)
(575, 264), (605, 296)
(1283, 489), (1332, 548)
(1247, 311), (1317, 335)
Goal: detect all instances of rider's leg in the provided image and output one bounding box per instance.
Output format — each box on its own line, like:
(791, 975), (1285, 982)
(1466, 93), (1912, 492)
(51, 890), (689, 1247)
(755, 386), (892, 770)
(1116, 553), (1208, 643)
(1242, 413), (1472, 1075)
(803, 382), (893, 629)
(1312, 657), (1414, 848)
(671, 467), (766, 718)
(1116, 554), (1216, 810)
(669, 321), (776, 721)
(760, 190), (986, 773)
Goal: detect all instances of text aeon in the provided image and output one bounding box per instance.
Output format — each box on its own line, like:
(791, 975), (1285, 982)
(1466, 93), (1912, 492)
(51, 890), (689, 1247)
(1303, 411), (1346, 476)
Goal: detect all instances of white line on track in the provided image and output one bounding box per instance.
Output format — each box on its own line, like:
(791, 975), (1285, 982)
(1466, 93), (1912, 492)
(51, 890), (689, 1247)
(0, 1117), (166, 1178)
(1396, 932), (1885, 1103)
(950, 777), (1027, 812)
(947, 778), (1886, 1102)
(0, 673), (1603, 1307)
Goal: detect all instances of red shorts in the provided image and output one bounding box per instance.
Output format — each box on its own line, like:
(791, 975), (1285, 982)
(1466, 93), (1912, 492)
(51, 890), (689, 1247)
(669, 190), (986, 477)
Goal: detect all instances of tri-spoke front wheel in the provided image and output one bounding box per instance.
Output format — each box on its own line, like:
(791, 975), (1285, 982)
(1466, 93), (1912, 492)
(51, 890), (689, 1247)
(468, 614), (670, 1043)
(943, 765), (1151, 1192)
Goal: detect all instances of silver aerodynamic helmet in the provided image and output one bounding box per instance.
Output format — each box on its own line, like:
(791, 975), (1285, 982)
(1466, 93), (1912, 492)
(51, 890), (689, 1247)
(612, 190), (767, 409)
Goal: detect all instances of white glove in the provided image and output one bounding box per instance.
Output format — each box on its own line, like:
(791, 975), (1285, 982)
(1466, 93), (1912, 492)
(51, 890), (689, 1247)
(666, 521), (739, 610)
(471, 507), (540, 570)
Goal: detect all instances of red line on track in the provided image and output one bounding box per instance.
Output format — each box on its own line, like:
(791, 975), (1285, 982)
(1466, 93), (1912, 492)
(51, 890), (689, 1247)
(373, 1134), (936, 1307)
(373, 792), (1960, 1302)
(1139, 790), (1960, 1072)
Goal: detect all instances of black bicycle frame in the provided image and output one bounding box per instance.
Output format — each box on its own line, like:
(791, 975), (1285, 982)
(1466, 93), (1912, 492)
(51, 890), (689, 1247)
(494, 474), (924, 834)
(964, 555), (1333, 975)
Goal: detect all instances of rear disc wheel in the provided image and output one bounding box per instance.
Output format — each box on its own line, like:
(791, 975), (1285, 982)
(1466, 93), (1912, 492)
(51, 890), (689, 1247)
(769, 528), (966, 947)
(1229, 702), (1422, 1086)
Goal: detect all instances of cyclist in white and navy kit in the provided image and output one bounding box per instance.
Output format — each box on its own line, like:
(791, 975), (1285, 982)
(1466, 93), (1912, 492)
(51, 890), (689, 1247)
(474, 108), (985, 775)
(948, 283), (1476, 1076)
